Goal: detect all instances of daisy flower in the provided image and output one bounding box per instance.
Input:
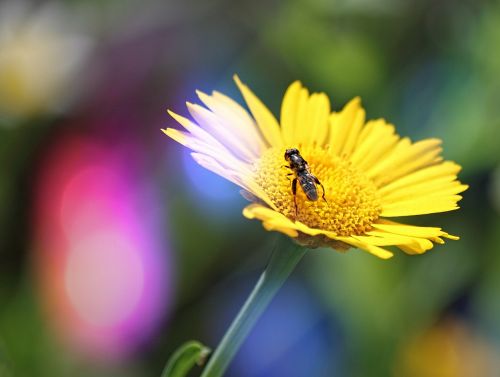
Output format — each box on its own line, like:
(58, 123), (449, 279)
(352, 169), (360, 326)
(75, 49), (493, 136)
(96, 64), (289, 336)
(163, 76), (467, 259)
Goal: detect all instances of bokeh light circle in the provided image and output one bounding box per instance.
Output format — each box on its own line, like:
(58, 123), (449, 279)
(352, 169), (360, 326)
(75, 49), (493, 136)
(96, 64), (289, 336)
(32, 134), (173, 362)
(65, 231), (145, 327)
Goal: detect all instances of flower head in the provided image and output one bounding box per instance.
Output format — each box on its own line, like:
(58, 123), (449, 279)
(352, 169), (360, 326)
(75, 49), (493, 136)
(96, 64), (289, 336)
(163, 76), (467, 259)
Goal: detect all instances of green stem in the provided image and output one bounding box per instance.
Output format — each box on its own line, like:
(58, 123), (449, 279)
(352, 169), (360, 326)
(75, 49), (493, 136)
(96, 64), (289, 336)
(200, 238), (306, 377)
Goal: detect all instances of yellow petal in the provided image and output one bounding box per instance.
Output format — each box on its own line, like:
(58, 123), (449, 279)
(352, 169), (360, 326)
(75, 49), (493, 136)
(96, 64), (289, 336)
(191, 152), (246, 188)
(243, 204), (298, 237)
(364, 137), (411, 178)
(234, 75), (283, 148)
(369, 138), (443, 185)
(348, 231), (433, 255)
(381, 180), (469, 205)
(305, 92), (330, 147)
(163, 128), (224, 157)
(186, 102), (257, 162)
(242, 203), (338, 239)
(280, 81), (302, 146)
(373, 221), (442, 238)
(167, 110), (228, 150)
(262, 221), (299, 237)
(373, 219), (459, 241)
(328, 97), (365, 157)
(339, 105), (365, 157)
(196, 90), (266, 155)
(397, 244), (428, 255)
(381, 197), (460, 217)
(363, 230), (434, 253)
(336, 236), (394, 259)
(292, 86), (310, 146)
(378, 161), (463, 196)
(381, 175), (462, 201)
(350, 119), (398, 170)
(163, 128), (254, 179)
(287, 88), (330, 147)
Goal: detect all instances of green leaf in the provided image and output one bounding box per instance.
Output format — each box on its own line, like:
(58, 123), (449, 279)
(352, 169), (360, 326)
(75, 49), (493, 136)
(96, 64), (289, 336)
(161, 340), (211, 377)
(0, 340), (12, 377)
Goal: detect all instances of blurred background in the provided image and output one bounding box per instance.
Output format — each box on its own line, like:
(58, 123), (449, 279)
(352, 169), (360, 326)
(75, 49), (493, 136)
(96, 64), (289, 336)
(0, 0), (499, 376)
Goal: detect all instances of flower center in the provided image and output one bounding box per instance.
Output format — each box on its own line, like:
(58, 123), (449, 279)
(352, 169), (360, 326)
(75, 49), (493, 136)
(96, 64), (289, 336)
(253, 146), (382, 236)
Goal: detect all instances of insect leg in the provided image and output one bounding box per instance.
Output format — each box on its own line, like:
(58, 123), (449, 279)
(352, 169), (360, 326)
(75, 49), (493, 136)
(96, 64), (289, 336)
(292, 178), (298, 218)
(313, 176), (328, 204)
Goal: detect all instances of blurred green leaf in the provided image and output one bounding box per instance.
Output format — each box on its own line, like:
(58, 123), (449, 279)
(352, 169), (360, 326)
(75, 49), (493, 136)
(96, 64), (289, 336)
(161, 341), (211, 377)
(263, 1), (386, 101)
(0, 341), (12, 377)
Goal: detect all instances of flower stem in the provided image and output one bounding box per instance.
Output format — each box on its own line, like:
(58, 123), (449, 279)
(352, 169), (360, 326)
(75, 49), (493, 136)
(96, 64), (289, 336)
(200, 238), (306, 377)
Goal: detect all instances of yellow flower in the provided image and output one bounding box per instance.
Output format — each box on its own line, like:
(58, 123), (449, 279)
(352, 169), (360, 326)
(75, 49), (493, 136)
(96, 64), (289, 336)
(163, 76), (467, 259)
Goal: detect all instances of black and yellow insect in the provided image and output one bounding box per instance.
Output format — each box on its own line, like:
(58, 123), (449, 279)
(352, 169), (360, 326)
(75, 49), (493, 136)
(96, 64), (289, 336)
(283, 148), (327, 217)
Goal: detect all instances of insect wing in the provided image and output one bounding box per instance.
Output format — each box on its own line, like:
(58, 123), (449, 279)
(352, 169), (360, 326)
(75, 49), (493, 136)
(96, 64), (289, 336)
(299, 175), (318, 201)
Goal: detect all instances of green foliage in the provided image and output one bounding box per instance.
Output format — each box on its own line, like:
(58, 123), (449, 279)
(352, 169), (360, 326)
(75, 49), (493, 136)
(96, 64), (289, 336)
(161, 341), (211, 377)
(0, 342), (12, 377)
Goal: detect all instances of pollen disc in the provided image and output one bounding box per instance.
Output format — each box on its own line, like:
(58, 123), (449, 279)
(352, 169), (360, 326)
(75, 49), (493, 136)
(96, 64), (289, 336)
(253, 146), (382, 236)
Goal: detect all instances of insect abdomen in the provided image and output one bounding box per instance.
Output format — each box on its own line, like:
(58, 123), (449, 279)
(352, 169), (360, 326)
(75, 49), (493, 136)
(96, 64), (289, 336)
(300, 177), (318, 201)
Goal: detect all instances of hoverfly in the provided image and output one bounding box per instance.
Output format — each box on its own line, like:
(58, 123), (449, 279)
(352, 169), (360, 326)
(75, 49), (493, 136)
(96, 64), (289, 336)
(283, 148), (327, 218)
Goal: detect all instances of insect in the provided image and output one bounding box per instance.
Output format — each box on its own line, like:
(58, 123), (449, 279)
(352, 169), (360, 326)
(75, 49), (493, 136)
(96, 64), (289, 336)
(283, 148), (327, 218)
